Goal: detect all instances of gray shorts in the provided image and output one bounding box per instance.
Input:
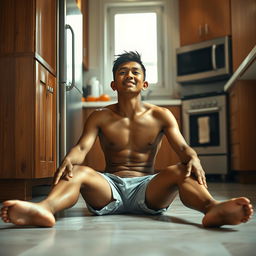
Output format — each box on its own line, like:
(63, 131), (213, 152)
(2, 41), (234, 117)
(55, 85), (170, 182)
(86, 172), (168, 216)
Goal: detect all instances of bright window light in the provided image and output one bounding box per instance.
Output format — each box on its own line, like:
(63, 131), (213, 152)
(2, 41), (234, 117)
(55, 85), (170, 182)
(114, 12), (158, 83)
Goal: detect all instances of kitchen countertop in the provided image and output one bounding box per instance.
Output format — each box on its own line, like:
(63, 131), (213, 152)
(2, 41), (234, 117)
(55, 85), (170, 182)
(82, 99), (181, 108)
(224, 45), (256, 91)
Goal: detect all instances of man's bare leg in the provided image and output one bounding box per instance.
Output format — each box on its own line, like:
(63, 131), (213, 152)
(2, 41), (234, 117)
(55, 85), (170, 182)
(146, 164), (253, 227)
(0, 166), (113, 227)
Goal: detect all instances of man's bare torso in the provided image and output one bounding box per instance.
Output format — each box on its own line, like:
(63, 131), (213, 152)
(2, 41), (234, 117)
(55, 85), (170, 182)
(93, 103), (168, 177)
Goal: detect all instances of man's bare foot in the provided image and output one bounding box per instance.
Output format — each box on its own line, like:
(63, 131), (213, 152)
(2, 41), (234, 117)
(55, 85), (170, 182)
(202, 197), (253, 227)
(1, 200), (55, 227)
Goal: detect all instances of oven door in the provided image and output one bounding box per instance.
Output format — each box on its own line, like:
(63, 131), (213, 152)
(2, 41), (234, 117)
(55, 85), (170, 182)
(184, 106), (227, 155)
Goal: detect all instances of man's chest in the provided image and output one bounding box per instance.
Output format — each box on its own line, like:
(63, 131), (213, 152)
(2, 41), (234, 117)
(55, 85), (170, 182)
(99, 116), (163, 151)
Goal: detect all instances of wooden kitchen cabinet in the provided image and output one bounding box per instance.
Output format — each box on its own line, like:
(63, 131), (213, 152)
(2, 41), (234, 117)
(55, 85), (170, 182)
(179, 0), (231, 46)
(0, 57), (57, 200)
(35, 61), (57, 178)
(0, 0), (56, 74)
(35, 0), (57, 73)
(228, 81), (256, 172)
(231, 0), (256, 71)
(0, 0), (57, 200)
(227, 0), (256, 183)
(82, 106), (181, 171)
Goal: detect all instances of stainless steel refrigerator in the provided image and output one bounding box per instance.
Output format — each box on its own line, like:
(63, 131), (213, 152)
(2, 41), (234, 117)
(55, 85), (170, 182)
(58, 0), (83, 164)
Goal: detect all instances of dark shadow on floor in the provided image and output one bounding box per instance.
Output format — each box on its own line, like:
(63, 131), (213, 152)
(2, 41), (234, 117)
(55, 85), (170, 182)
(151, 214), (238, 232)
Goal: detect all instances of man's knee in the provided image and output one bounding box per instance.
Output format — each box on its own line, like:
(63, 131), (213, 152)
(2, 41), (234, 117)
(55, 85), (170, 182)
(162, 164), (187, 183)
(71, 165), (97, 181)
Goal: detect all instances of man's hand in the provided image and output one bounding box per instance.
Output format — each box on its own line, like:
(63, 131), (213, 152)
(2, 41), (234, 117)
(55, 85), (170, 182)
(53, 158), (74, 185)
(184, 158), (207, 188)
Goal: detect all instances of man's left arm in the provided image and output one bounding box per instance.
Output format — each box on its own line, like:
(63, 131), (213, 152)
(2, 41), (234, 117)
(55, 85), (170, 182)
(161, 108), (207, 188)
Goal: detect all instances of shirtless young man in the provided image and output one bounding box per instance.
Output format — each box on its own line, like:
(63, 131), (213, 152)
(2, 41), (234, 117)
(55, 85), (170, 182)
(1, 51), (253, 227)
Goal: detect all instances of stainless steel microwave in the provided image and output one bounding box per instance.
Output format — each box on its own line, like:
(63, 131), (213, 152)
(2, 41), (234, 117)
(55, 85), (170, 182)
(176, 36), (232, 84)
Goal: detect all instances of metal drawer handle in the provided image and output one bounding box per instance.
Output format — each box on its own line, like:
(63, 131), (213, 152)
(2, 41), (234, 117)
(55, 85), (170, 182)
(187, 106), (220, 114)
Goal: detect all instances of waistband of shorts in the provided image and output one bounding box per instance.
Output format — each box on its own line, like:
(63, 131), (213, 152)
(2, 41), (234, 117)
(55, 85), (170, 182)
(101, 172), (155, 180)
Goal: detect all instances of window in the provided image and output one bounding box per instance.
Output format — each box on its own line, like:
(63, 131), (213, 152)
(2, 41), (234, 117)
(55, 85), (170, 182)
(88, 0), (179, 98)
(104, 3), (166, 97)
(114, 11), (159, 84)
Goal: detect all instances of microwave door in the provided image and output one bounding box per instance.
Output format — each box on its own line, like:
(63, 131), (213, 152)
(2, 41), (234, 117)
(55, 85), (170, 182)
(176, 36), (232, 84)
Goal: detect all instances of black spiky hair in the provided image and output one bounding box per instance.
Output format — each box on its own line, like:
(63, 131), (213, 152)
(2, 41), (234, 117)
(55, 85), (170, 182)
(112, 51), (146, 80)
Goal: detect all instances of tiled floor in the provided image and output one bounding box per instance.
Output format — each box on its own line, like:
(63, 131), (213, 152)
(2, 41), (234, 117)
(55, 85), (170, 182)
(0, 182), (255, 256)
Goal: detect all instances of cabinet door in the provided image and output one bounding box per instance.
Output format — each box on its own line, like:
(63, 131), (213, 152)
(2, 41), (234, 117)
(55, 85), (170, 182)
(45, 72), (57, 175)
(35, 61), (56, 178)
(0, 0), (35, 55)
(228, 81), (256, 172)
(231, 0), (256, 70)
(35, 0), (56, 73)
(228, 85), (241, 170)
(179, 0), (204, 46)
(203, 0), (231, 41)
(179, 0), (231, 46)
(0, 56), (35, 179)
(36, 62), (47, 177)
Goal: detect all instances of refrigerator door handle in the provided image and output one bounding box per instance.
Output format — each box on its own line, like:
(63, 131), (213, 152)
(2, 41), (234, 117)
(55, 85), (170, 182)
(65, 24), (75, 91)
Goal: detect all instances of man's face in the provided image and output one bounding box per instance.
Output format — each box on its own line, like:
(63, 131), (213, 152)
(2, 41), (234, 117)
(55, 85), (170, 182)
(111, 61), (148, 94)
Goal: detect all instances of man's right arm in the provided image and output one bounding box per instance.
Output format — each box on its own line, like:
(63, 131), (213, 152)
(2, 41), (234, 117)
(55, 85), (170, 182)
(54, 110), (101, 184)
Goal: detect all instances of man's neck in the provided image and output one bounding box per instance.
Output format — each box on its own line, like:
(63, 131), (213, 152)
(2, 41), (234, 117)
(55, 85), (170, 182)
(116, 94), (145, 118)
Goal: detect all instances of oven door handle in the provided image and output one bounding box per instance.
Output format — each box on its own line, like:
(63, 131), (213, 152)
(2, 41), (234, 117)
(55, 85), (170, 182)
(187, 106), (220, 114)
